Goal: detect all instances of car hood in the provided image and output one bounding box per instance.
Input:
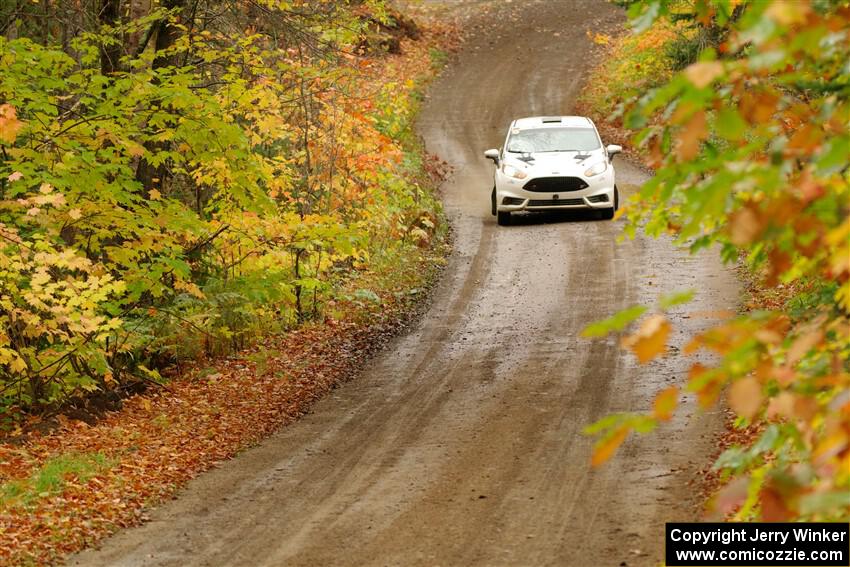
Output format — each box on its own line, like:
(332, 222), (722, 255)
(503, 149), (606, 177)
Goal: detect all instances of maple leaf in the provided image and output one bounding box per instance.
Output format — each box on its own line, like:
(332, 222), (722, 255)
(0, 104), (24, 143)
(713, 476), (749, 517)
(9, 356), (27, 373)
(675, 110), (707, 161)
(760, 485), (793, 521)
(174, 279), (206, 299)
(787, 328), (824, 365)
(786, 123), (823, 153)
(684, 61), (724, 88)
(591, 425), (630, 467)
(652, 386), (678, 422)
(728, 377), (762, 420)
(728, 205), (765, 246)
(125, 142), (146, 157)
(765, 0), (811, 25)
(741, 90), (780, 124)
(766, 391), (796, 420)
(622, 314), (670, 363)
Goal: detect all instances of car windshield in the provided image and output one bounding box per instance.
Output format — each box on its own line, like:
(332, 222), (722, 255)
(506, 127), (600, 153)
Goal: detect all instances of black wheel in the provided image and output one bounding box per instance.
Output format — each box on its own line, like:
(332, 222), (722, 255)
(600, 207), (615, 220)
(491, 186), (497, 216)
(614, 185), (620, 211)
(497, 211), (511, 226)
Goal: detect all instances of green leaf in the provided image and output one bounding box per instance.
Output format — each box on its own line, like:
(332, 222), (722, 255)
(799, 491), (850, 516)
(583, 413), (629, 435)
(815, 137), (850, 175)
(630, 1), (663, 33)
(581, 305), (648, 338)
(658, 290), (695, 310)
(715, 107), (747, 141)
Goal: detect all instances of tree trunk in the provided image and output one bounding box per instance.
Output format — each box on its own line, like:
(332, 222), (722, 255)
(135, 0), (186, 194)
(99, 0), (122, 75)
(152, 0), (186, 69)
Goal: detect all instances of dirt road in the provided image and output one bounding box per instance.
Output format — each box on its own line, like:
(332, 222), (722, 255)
(70, 1), (738, 566)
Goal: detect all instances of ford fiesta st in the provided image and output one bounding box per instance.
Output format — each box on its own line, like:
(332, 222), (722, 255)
(484, 116), (622, 225)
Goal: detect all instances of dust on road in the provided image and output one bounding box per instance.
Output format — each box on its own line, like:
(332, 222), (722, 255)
(70, 1), (738, 566)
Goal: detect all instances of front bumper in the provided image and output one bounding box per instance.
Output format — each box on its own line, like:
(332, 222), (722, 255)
(495, 177), (615, 212)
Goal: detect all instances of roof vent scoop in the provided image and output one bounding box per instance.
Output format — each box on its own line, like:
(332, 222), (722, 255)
(541, 117), (562, 123)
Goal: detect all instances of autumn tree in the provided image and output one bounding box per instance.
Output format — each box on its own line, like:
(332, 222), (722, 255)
(585, 0), (849, 522)
(0, 0), (437, 416)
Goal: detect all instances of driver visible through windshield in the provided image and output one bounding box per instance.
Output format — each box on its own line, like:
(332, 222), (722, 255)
(506, 127), (601, 153)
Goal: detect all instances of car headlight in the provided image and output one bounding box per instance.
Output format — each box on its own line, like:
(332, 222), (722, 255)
(584, 161), (608, 177)
(501, 163), (528, 180)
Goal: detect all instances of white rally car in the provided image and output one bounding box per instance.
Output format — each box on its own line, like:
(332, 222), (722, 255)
(484, 116), (622, 225)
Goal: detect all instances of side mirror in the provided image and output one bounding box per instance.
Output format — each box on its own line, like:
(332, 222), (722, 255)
(484, 148), (500, 164)
(606, 144), (623, 159)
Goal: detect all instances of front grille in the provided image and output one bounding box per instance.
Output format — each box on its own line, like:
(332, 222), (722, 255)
(527, 198), (585, 207)
(587, 194), (609, 203)
(523, 176), (589, 192)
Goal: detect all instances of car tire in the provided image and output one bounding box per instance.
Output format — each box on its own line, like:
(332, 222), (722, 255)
(497, 211), (511, 226)
(491, 186), (497, 216)
(614, 185), (619, 210)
